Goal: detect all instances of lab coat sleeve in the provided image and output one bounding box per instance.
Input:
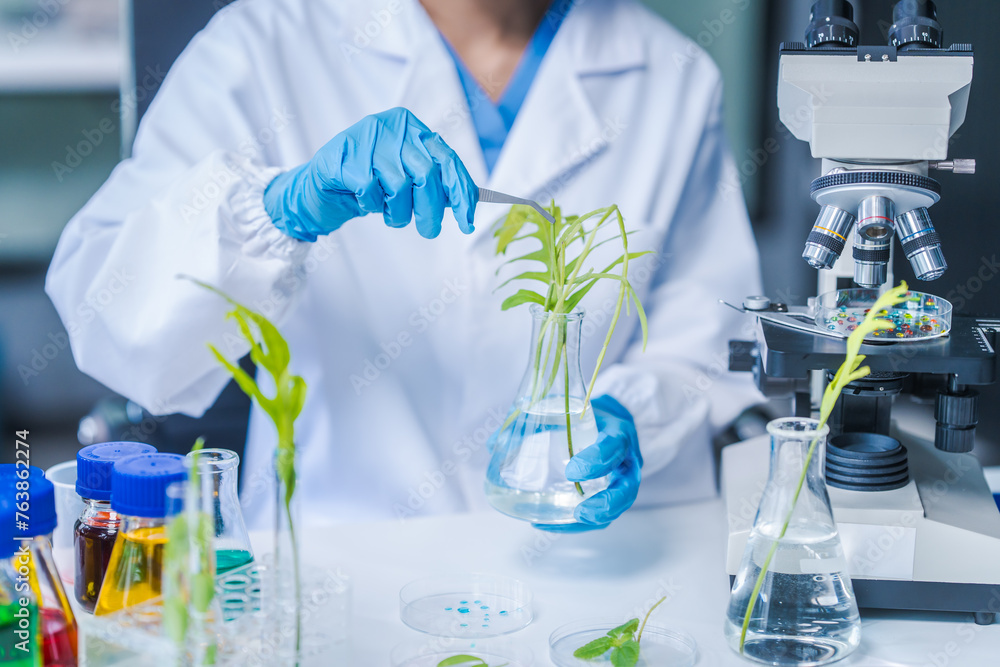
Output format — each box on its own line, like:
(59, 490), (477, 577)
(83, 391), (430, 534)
(591, 81), (764, 480)
(44, 10), (309, 417)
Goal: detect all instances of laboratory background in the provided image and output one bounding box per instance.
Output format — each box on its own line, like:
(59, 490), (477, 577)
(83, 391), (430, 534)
(2, 0), (998, 469)
(2, 0), (1000, 665)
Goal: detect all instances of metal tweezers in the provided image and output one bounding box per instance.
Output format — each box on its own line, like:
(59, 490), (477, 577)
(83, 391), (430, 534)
(478, 187), (555, 225)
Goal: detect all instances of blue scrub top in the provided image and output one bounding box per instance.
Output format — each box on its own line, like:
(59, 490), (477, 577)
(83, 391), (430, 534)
(441, 6), (567, 174)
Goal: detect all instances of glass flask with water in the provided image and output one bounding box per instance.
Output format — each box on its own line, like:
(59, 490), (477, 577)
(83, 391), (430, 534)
(184, 449), (254, 574)
(725, 417), (861, 666)
(485, 306), (608, 524)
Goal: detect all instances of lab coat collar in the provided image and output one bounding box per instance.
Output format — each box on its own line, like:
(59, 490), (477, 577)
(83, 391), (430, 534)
(345, 0), (648, 210)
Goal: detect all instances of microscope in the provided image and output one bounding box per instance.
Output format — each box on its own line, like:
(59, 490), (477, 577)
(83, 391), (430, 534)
(723, 0), (1000, 623)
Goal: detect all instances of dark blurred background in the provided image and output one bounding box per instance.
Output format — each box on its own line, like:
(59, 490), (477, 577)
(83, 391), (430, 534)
(0, 0), (996, 471)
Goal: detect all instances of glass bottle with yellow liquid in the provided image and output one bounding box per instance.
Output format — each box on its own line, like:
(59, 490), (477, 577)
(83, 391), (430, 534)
(94, 454), (187, 616)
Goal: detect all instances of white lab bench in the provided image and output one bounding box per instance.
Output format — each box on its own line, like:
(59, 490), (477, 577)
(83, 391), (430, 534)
(265, 498), (1000, 666)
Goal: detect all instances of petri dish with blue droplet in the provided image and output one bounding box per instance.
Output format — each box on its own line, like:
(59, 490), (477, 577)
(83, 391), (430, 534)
(399, 574), (533, 638)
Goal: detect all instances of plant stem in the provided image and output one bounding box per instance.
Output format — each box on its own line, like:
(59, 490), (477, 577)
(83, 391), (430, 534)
(637, 596), (667, 645)
(562, 321), (584, 496)
(286, 498), (302, 663)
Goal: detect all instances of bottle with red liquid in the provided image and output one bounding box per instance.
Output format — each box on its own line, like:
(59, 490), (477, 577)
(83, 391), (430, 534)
(1, 465), (76, 666)
(73, 442), (156, 613)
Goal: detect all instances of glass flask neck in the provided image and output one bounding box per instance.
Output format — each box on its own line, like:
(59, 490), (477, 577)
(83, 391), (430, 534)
(767, 421), (827, 490)
(754, 418), (835, 539)
(518, 306), (588, 409)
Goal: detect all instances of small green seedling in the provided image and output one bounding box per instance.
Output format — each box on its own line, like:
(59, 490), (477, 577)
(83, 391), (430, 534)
(573, 596), (667, 666)
(436, 656), (508, 667)
(183, 275), (307, 658)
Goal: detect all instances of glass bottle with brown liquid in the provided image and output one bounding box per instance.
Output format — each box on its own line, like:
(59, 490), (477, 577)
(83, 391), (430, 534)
(73, 442), (156, 613)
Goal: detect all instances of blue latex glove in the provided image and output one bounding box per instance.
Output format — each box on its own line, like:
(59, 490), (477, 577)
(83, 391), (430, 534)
(263, 107), (478, 241)
(534, 394), (643, 533)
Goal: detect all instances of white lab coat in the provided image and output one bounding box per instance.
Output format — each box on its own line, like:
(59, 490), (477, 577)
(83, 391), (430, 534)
(46, 0), (763, 527)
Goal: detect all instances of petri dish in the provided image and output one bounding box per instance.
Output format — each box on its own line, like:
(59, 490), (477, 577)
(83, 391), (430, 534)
(399, 574), (533, 638)
(391, 637), (533, 667)
(814, 288), (952, 342)
(549, 620), (697, 667)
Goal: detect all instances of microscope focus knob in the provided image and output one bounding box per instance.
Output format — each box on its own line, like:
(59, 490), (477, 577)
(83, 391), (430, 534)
(806, 0), (860, 48)
(934, 389), (979, 453)
(889, 0), (944, 50)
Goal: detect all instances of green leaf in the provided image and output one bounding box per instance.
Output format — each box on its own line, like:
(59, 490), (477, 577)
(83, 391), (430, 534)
(573, 635), (615, 659)
(495, 270), (553, 291)
(610, 641), (640, 667)
(501, 289), (546, 311)
(607, 618), (639, 639)
(437, 656), (487, 667)
(497, 247), (551, 268)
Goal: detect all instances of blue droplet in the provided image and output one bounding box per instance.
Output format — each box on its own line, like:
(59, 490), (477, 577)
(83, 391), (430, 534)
(474, 600), (481, 604)
(482, 624), (489, 628)
(460, 600), (468, 604)
(445, 607), (452, 611)
(499, 610), (508, 616)
(480, 605), (489, 610)
(458, 607), (470, 614)
(460, 623), (468, 627)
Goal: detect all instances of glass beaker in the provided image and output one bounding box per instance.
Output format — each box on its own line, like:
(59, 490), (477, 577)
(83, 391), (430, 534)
(724, 418), (861, 666)
(485, 306), (608, 524)
(185, 449), (253, 574)
(262, 447), (302, 666)
(44, 460), (84, 592)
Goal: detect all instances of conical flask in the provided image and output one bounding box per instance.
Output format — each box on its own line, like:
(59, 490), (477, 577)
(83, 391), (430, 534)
(485, 306), (609, 524)
(186, 449), (253, 574)
(725, 418), (861, 665)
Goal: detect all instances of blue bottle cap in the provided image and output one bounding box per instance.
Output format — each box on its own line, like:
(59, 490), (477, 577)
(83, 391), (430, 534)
(111, 454), (187, 518)
(0, 464), (57, 539)
(77, 442), (158, 501)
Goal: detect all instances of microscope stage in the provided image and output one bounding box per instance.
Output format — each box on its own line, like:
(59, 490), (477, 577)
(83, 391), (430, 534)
(759, 315), (997, 383)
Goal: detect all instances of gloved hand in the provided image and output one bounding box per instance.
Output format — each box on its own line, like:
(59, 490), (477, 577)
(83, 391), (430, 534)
(263, 107), (478, 241)
(534, 394), (643, 533)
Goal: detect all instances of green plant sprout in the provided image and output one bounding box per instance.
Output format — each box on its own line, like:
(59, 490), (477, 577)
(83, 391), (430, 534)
(737, 281), (912, 653)
(184, 276), (307, 659)
(572, 595), (667, 666)
(163, 437), (216, 665)
(494, 204), (650, 493)
(436, 656), (508, 667)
